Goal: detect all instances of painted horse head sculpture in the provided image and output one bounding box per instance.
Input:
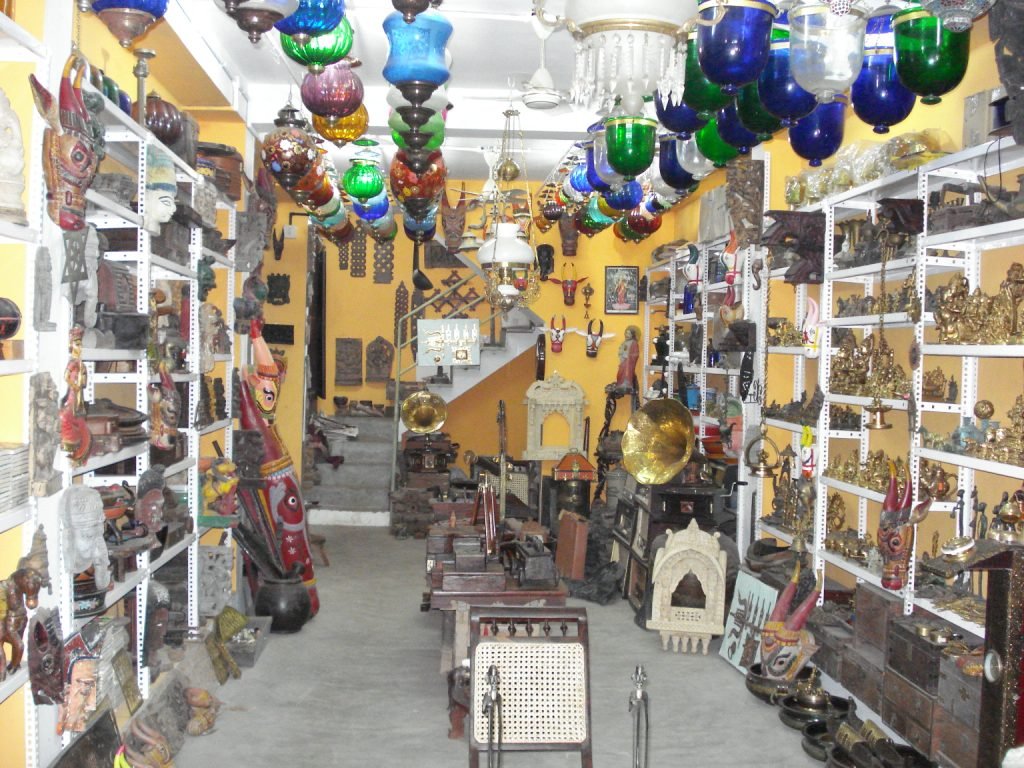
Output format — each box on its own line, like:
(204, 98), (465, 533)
(29, 54), (100, 231)
(549, 262), (588, 306)
(759, 560), (821, 681)
(877, 461), (931, 590)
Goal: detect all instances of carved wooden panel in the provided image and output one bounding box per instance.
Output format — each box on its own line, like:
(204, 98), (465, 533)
(365, 335), (395, 382)
(334, 338), (362, 386)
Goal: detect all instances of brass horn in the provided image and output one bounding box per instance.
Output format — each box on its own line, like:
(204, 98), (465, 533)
(400, 390), (448, 433)
(622, 398), (695, 485)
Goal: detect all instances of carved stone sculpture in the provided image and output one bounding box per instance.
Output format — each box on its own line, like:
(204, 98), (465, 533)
(60, 485), (110, 590)
(0, 86), (27, 225)
(29, 372), (61, 497)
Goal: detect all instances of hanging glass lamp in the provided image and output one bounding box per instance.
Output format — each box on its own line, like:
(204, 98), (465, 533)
(790, 3), (868, 103)
(569, 162), (594, 195)
(343, 140), (385, 203)
(658, 136), (697, 192)
(603, 116), (658, 180)
(655, 89), (707, 138)
(683, 32), (731, 120)
(382, 8), (452, 108)
(716, 102), (761, 154)
(280, 17), (353, 73)
(695, 118), (740, 168)
(602, 180), (644, 211)
(580, 197), (615, 237)
(352, 188), (390, 222)
(920, 0), (995, 32)
(313, 104), (368, 146)
(261, 104), (319, 188)
(389, 150), (447, 207)
(696, 0), (778, 95)
(215, 0), (300, 44)
(677, 136), (717, 179)
(789, 95), (846, 166)
(892, 8), (970, 105)
(851, 15), (916, 134)
(757, 16), (817, 126)
(275, 0), (345, 45)
(90, 0), (168, 47)
(583, 142), (611, 194)
(590, 125), (626, 190)
(301, 60), (364, 118)
(737, 81), (783, 141)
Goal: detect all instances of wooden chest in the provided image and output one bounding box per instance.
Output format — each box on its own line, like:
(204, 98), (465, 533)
(936, 653), (982, 730)
(426, 525), (481, 554)
(854, 581), (903, 654)
(839, 642), (886, 713)
(441, 562), (507, 592)
(881, 669), (935, 756)
(931, 704), (979, 768)
(886, 616), (947, 695)
(554, 512), (588, 581)
(815, 621), (854, 680)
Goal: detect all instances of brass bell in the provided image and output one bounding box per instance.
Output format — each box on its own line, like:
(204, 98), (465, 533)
(864, 398), (892, 430)
(745, 424), (781, 478)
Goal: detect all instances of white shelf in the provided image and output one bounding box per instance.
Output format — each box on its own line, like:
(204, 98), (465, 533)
(0, 501), (30, 534)
(72, 442), (147, 477)
(922, 343), (1024, 358)
(919, 400), (963, 414)
(0, 219), (38, 245)
(767, 346), (806, 356)
(81, 347), (146, 361)
(765, 418), (814, 436)
(916, 446), (1024, 481)
(827, 255), (918, 282)
(819, 548), (887, 588)
(829, 312), (917, 328)
(151, 254), (197, 280)
(707, 278), (743, 292)
(759, 521), (795, 544)
(151, 531), (197, 574)
(821, 475), (886, 503)
(163, 457), (197, 478)
(924, 217), (1024, 251)
(73, 570), (147, 632)
(828, 429), (862, 439)
(0, 358), (33, 376)
(201, 247), (234, 268)
(85, 189), (143, 228)
(199, 418), (231, 435)
(0, 667), (27, 705)
(646, 262), (673, 276)
(0, 13), (46, 59)
(827, 393), (908, 410)
(150, 371), (197, 384)
(646, 297), (667, 307)
(913, 596), (985, 639)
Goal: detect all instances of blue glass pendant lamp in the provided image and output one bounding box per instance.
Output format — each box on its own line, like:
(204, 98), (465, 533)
(851, 14), (916, 134)
(757, 13), (816, 127)
(696, 0), (778, 95)
(789, 95), (847, 167)
(716, 102), (760, 154)
(276, 0), (346, 45)
(90, 0), (169, 47)
(654, 90), (707, 138)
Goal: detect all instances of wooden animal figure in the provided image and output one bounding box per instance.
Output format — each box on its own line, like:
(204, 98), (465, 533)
(0, 566), (43, 679)
(549, 262), (588, 306)
(541, 316), (576, 353)
(272, 227), (285, 261)
(577, 319), (615, 358)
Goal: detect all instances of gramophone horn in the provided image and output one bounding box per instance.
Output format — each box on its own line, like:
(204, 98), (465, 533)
(400, 390), (448, 434)
(622, 398), (695, 485)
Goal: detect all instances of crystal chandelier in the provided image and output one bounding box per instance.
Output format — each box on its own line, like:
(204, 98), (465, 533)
(477, 108), (541, 312)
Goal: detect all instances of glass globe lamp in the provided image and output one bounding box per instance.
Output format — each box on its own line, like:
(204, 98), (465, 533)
(716, 103), (760, 154)
(757, 17), (817, 126)
(301, 60), (364, 119)
(261, 104), (319, 188)
(560, 176), (588, 207)
(696, 0), (778, 95)
(313, 104), (367, 146)
(215, 0), (300, 44)
(280, 17), (353, 73)
(627, 207), (663, 237)
(603, 116), (658, 180)
(569, 162), (594, 195)
(683, 32), (731, 119)
(851, 15), (915, 133)
(90, 0), (169, 47)
(389, 150), (447, 206)
(677, 136), (717, 179)
(695, 118), (740, 167)
(275, 0), (345, 45)
(581, 196), (616, 234)
(343, 141), (385, 203)
(658, 136), (697, 192)
(382, 8), (452, 108)
(655, 89), (707, 138)
(789, 95), (846, 166)
(541, 200), (565, 222)
(789, 3), (868, 103)
(352, 188), (390, 222)
(590, 126), (626, 190)
(602, 180), (644, 211)
(737, 81), (782, 141)
(892, 8), (970, 105)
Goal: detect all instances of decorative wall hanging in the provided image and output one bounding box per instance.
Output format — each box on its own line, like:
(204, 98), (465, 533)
(372, 238), (394, 284)
(415, 319), (480, 367)
(34, 247), (55, 332)
(337, 238), (349, 270)
(720, 570), (779, 672)
(365, 335), (396, 381)
(441, 183), (468, 254)
(558, 211), (579, 256)
(29, 372), (61, 497)
(726, 159), (765, 249)
(263, 324), (295, 345)
(349, 228), (367, 277)
(578, 319), (615, 358)
(272, 228), (286, 260)
(421, 270), (480, 317)
(266, 273), (291, 305)
(423, 237), (462, 269)
(523, 372), (588, 460)
(605, 266), (639, 314)
(334, 337), (363, 385)
(550, 262), (588, 307)
(61, 227), (89, 288)
(394, 280), (409, 345)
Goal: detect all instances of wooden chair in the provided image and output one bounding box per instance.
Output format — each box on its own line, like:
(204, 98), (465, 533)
(468, 607), (592, 767)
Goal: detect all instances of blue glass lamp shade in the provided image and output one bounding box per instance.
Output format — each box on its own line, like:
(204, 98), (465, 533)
(658, 136), (697, 192)
(92, 0), (168, 14)
(383, 8), (452, 106)
(275, 0), (345, 43)
(403, 209), (438, 242)
(602, 181), (644, 212)
(584, 143), (611, 194)
(352, 188), (390, 222)
(789, 96), (846, 167)
(757, 22), (816, 127)
(851, 15), (915, 134)
(696, 0), (778, 95)
(91, 0), (168, 46)
(716, 103), (760, 154)
(569, 162), (594, 195)
(654, 90), (707, 138)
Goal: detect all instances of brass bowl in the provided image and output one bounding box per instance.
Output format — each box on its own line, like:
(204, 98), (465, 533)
(801, 721), (832, 763)
(779, 694), (851, 730)
(744, 662), (814, 705)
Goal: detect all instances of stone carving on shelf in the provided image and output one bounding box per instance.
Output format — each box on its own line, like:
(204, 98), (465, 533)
(523, 372), (587, 460)
(0, 86), (27, 226)
(143, 146), (178, 236)
(334, 337), (362, 386)
(60, 485), (110, 590)
(29, 372), (61, 497)
(647, 520), (728, 655)
(725, 158), (765, 249)
(365, 335), (394, 382)
(34, 246), (56, 332)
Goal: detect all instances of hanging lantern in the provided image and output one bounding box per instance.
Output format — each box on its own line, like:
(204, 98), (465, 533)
(627, 207), (663, 237)
(696, 0), (778, 95)
(369, 207), (398, 240)
(590, 125), (626, 191)
(541, 199), (565, 222)
(580, 197), (615, 237)
(392, 128), (444, 152)
(275, 0), (346, 46)
(261, 104), (319, 188)
(716, 102), (760, 154)
(389, 150), (447, 207)
(789, 95), (846, 167)
(313, 104), (367, 146)
(311, 190), (343, 221)
(676, 136), (717, 180)
(737, 81), (783, 141)
(387, 107), (445, 150)
(352, 188), (390, 222)
(280, 17), (353, 74)
(385, 83), (450, 116)
(790, 4), (868, 103)
(654, 89), (707, 138)
(851, 15), (916, 134)
(603, 116), (658, 180)
(613, 218), (645, 243)
(301, 60), (364, 119)
(658, 136), (697, 192)
(584, 142), (611, 194)
(215, 0), (299, 44)
(695, 118), (739, 168)
(757, 16), (817, 126)
(892, 8), (969, 106)
(602, 180), (644, 211)
(569, 162), (594, 195)
(403, 208), (438, 242)
(342, 140), (385, 203)
(920, 0), (994, 32)
(683, 32), (731, 120)
(382, 8), (452, 109)
(90, 0), (168, 47)
(560, 176), (588, 207)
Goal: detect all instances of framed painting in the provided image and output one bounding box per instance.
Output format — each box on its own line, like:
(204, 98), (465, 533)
(719, 570), (779, 672)
(605, 266), (639, 314)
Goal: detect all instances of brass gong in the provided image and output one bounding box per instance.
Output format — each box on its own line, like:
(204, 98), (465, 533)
(400, 390), (448, 433)
(622, 398), (695, 485)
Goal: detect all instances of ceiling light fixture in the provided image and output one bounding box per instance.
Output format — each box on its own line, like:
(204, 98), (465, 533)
(215, 0), (300, 44)
(87, 0), (168, 48)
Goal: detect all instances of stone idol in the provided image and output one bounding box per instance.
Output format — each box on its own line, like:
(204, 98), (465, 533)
(0, 86), (26, 226)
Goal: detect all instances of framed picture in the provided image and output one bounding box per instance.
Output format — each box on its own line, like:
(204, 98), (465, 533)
(719, 571), (780, 672)
(605, 266), (639, 314)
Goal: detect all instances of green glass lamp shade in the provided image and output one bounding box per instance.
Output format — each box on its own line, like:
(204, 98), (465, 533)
(603, 117), (658, 180)
(313, 103), (368, 146)
(892, 8), (969, 105)
(582, 196), (615, 231)
(391, 128), (444, 151)
(737, 81), (783, 141)
(613, 218), (646, 243)
(387, 108), (445, 135)
(280, 17), (353, 73)
(683, 34), (731, 120)
(695, 118), (739, 167)
(343, 160), (384, 202)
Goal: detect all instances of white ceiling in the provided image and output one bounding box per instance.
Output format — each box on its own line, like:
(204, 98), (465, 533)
(186, 0), (594, 181)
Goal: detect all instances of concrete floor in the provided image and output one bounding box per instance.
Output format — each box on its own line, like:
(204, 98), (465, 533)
(176, 527), (820, 767)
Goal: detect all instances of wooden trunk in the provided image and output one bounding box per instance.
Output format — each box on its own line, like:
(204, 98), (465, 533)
(881, 669), (935, 757)
(936, 654), (982, 730)
(839, 642), (886, 713)
(886, 617), (946, 695)
(930, 704), (979, 768)
(441, 563), (507, 593)
(814, 621), (854, 681)
(854, 581), (903, 654)
(555, 512), (589, 581)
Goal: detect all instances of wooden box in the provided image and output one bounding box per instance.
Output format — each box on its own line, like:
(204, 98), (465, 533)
(936, 654), (982, 729)
(880, 695), (932, 756)
(931, 704), (979, 768)
(555, 512), (589, 581)
(839, 641), (886, 713)
(883, 667), (936, 729)
(886, 616), (946, 695)
(854, 581), (903, 654)
(197, 143), (244, 201)
(815, 621), (854, 680)
(441, 563), (506, 592)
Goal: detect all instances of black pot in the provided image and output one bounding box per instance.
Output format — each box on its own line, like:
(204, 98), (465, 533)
(255, 568), (312, 633)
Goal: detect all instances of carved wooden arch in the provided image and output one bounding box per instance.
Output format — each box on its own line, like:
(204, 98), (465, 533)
(523, 371), (587, 460)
